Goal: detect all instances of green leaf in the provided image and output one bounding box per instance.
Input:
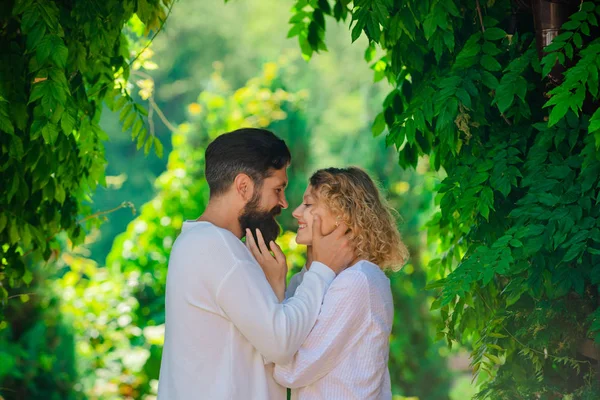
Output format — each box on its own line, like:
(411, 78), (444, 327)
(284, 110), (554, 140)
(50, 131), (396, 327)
(289, 11), (308, 24)
(455, 88), (471, 108)
(21, 225), (32, 247)
(136, 129), (146, 149)
(589, 109), (600, 133)
(9, 136), (24, 159)
(50, 40), (68, 68)
(388, 13), (402, 44)
(122, 112), (137, 132)
(541, 53), (558, 77)
(132, 118), (144, 139)
(483, 27), (506, 41)
(55, 183), (66, 204)
(482, 41), (501, 56)
(563, 242), (585, 262)
(9, 222), (20, 244)
(351, 19), (365, 43)
(120, 103), (133, 121)
(581, 22), (590, 36)
(580, 2), (594, 12)
(144, 135), (153, 155)
(0, 112), (15, 135)
(481, 265), (495, 285)
(22, 268), (33, 285)
(154, 137), (164, 158)
(60, 109), (76, 134)
(36, 35), (67, 67)
(317, 0), (331, 15)
(26, 22), (46, 50)
(29, 80), (47, 104)
(0, 214), (6, 233)
(287, 24), (303, 38)
(565, 43), (574, 59)
(312, 9), (325, 29)
(430, 296), (443, 311)
(548, 101), (570, 127)
(371, 0), (389, 26)
(485, 353), (501, 364)
(365, 13), (381, 42)
(573, 32), (583, 48)
(479, 202), (490, 220)
(510, 239), (523, 247)
(372, 112), (386, 137)
(480, 55), (501, 72)
(562, 20), (580, 30)
(41, 122), (59, 144)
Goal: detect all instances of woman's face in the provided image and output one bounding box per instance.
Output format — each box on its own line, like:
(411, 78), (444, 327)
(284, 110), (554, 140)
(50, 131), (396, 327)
(292, 185), (337, 245)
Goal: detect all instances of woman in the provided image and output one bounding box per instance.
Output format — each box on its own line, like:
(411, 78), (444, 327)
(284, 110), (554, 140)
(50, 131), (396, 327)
(246, 167), (409, 400)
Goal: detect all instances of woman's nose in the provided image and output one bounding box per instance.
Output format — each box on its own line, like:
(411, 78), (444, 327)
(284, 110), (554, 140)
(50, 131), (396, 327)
(292, 205), (303, 219)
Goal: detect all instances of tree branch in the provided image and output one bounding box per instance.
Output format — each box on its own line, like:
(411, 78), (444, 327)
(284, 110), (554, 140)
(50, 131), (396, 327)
(476, 0), (486, 33)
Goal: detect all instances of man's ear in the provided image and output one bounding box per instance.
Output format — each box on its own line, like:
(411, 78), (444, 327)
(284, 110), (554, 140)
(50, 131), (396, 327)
(233, 173), (255, 201)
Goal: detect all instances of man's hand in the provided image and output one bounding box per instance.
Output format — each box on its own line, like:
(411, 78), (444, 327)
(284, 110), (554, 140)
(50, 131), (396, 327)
(246, 228), (287, 302)
(311, 215), (355, 275)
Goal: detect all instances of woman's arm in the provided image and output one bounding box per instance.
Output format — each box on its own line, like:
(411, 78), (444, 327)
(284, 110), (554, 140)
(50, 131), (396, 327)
(273, 270), (371, 388)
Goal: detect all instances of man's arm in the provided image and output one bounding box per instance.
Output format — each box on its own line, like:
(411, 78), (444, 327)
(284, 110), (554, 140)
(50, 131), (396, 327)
(284, 266), (307, 300)
(216, 259), (335, 365)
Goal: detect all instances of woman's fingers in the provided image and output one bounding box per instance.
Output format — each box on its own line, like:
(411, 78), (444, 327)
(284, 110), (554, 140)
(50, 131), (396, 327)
(245, 231), (252, 250)
(255, 229), (271, 257)
(245, 228), (262, 259)
(270, 240), (286, 265)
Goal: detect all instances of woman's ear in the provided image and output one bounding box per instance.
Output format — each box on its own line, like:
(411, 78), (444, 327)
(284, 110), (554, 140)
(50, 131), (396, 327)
(234, 173), (255, 201)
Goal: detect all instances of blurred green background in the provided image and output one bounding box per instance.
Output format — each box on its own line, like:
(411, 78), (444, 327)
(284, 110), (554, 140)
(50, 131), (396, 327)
(0, 0), (478, 398)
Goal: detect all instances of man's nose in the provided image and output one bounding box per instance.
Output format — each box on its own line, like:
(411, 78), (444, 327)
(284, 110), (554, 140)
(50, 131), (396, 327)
(279, 195), (289, 209)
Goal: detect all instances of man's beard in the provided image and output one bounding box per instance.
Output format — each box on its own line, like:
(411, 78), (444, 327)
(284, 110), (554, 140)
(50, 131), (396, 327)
(239, 193), (282, 245)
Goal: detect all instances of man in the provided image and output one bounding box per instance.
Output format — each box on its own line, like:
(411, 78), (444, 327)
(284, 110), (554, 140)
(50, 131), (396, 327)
(157, 128), (353, 399)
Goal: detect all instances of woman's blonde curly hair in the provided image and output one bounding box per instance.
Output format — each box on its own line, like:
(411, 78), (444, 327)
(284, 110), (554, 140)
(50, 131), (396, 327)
(310, 167), (409, 272)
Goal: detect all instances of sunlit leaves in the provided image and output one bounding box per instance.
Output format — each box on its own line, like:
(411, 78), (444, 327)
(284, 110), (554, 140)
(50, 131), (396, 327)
(544, 40), (600, 127)
(36, 35), (68, 68)
(541, 5), (600, 129)
(494, 48), (535, 113)
(1, 0), (170, 319)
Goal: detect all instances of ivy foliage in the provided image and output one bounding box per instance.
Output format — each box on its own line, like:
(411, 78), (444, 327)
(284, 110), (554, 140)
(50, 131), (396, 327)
(0, 0), (170, 310)
(286, 0), (600, 397)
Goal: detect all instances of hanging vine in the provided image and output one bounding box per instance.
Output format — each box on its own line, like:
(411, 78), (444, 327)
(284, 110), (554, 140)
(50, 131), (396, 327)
(0, 0), (172, 313)
(283, 0), (600, 397)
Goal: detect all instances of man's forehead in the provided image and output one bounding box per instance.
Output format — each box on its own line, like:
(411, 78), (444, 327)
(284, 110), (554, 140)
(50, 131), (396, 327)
(266, 168), (288, 186)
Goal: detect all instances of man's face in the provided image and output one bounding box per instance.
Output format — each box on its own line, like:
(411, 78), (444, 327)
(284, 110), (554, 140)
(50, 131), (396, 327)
(239, 167), (289, 244)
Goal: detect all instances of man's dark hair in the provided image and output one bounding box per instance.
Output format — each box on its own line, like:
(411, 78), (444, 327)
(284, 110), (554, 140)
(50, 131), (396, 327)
(205, 128), (291, 197)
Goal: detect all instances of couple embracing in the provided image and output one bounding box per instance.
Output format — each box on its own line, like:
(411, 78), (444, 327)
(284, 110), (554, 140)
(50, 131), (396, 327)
(157, 128), (409, 400)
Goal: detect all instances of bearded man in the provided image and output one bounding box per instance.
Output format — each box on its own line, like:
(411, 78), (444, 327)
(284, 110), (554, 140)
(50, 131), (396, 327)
(157, 128), (353, 399)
